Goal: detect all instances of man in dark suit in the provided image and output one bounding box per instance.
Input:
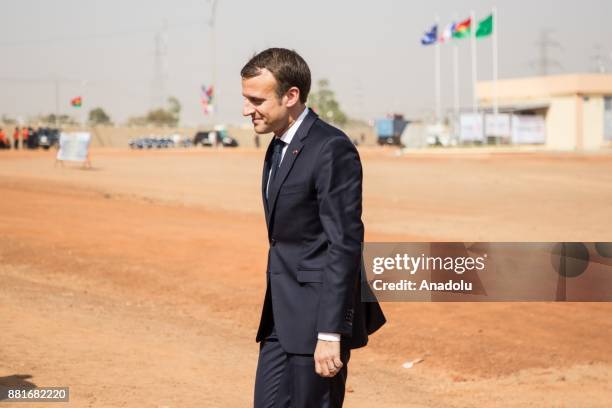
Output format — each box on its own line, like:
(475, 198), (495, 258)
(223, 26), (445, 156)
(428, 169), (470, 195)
(241, 48), (386, 408)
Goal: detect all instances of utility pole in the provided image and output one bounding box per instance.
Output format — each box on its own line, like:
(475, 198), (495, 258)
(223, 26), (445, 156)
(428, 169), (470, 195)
(207, 0), (218, 127)
(590, 44), (611, 73)
(434, 15), (441, 124)
(55, 77), (60, 129)
(152, 20), (168, 109)
(470, 11), (478, 114)
(532, 29), (562, 76)
(352, 78), (365, 123)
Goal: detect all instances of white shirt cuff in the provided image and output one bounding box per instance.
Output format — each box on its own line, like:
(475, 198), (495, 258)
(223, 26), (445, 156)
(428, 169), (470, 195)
(317, 332), (341, 342)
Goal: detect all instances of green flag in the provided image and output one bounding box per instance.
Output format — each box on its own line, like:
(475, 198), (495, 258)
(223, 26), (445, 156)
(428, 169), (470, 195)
(476, 14), (493, 38)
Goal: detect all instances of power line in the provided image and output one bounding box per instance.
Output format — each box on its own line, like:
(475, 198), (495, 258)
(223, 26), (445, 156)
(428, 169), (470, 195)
(0, 19), (202, 48)
(152, 21), (169, 109)
(0, 77), (86, 83)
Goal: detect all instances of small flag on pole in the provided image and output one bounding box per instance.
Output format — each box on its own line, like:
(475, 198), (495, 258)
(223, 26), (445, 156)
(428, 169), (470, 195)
(200, 85), (214, 115)
(70, 96), (82, 108)
(476, 14), (493, 38)
(439, 22), (456, 43)
(452, 17), (472, 39)
(420, 24), (438, 46)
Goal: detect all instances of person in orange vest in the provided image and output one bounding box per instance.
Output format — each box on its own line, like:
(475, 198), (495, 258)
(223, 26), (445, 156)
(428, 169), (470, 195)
(0, 127), (8, 149)
(22, 127), (29, 149)
(13, 126), (20, 149)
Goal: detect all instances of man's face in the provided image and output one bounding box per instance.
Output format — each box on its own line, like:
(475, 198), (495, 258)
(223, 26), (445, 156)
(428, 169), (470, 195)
(242, 68), (289, 135)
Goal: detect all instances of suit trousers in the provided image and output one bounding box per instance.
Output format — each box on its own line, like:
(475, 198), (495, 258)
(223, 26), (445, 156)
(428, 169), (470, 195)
(254, 326), (350, 408)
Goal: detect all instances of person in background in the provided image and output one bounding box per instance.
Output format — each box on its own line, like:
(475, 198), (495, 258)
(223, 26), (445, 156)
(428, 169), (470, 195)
(0, 127), (8, 149)
(22, 127), (30, 149)
(13, 126), (20, 149)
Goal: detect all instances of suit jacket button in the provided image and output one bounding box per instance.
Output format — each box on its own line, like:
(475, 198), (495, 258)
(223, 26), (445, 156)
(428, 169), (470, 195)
(270, 239), (277, 246)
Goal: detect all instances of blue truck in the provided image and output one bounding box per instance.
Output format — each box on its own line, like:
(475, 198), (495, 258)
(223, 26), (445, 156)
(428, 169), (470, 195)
(375, 114), (408, 146)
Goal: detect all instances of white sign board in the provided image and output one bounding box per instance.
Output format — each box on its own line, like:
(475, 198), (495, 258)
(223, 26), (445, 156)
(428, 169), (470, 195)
(57, 132), (91, 162)
(604, 109), (612, 141)
(511, 115), (545, 144)
(485, 114), (511, 137)
(460, 113), (484, 142)
(605, 97), (612, 141)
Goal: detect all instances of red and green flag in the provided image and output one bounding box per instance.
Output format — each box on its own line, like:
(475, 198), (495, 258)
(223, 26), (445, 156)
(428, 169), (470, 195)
(70, 96), (82, 108)
(452, 17), (471, 39)
(476, 14), (493, 38)
(200, 85), (214, 115)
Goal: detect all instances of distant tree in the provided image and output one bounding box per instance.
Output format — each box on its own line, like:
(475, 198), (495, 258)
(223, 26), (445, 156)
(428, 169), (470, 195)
(126, 96), (181, 127)
(126, 115), (147, 126)
(1, 114), (16, 125)
(88, 107), (112, 126)
(145, 108), (178, 127)
(308, 79), (347, 127)
(167, 96), (181, 117)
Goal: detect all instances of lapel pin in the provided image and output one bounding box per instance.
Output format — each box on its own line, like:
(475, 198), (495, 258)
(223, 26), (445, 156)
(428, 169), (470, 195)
(292, 149), (299, 155)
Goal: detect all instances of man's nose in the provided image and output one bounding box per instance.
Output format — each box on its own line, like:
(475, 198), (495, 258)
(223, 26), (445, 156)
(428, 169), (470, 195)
(243, 100), (254, 117)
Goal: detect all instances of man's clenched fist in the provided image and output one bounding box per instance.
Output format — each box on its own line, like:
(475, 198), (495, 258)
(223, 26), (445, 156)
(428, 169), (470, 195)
(314, 339), (343, 377)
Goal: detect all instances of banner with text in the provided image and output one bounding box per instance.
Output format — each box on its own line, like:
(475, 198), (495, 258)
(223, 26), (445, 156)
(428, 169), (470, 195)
(57, 132), (91, 162)
(362, 242), (612, 302)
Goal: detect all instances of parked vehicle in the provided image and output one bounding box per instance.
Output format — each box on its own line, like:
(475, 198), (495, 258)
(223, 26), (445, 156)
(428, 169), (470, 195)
(193, 131), (213, 146)
(375, 114), (409, 146)
(128, 136), (176, 149)
(21, 127), (60, 149)
(37, 128), (60, 149)
(192, 126), (239, 148)
(221, 136), (238, 147)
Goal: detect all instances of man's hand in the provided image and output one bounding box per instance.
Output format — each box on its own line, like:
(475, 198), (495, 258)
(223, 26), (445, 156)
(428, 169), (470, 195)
(314, 339), (343, 377)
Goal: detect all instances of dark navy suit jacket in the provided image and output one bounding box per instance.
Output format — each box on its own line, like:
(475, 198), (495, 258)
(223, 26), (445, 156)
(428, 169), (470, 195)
(256, 109), (386, 355)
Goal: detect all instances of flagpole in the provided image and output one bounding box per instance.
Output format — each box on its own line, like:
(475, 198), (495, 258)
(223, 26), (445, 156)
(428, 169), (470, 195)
(54, 77), (60, 130)
(453, 28), (459, 122)
(470, 10), (478, 115)
(435, 15), (441, 124)
(81, 80), (87, 128)
(207, 0), (218, 133)
(211, 0), (217, 126)
(492, 7), (499, 144)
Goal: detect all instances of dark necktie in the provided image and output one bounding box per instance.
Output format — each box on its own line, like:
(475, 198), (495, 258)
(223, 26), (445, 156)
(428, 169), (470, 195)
(267, 138), (286, 200)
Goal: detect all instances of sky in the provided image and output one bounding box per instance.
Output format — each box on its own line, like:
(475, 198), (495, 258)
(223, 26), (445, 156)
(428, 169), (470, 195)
(1, 0), (611, 126)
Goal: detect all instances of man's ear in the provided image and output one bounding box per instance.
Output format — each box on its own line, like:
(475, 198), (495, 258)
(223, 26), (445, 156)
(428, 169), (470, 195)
(284, 87), (301, 108)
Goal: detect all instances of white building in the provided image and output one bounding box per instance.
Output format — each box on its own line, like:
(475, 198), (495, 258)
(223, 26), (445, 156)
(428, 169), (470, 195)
(477, 74), (612, 150)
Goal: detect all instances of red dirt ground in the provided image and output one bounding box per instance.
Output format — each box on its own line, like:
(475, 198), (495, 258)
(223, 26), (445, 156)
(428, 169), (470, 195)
(1, 147), (611, 407)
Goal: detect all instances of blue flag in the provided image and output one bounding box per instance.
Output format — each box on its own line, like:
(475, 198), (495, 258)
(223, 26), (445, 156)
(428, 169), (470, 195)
(421, 24), (438, 46)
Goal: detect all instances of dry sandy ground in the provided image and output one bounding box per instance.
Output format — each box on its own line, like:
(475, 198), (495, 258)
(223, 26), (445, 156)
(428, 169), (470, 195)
(1, 147), (611, 407)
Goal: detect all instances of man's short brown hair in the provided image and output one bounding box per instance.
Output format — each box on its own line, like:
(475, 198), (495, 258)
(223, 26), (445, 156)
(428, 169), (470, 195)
(241, 48), (311, 104)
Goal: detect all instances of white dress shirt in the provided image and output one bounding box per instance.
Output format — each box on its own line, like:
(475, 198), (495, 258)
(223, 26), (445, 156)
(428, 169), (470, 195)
(267, 107), (340, 343)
